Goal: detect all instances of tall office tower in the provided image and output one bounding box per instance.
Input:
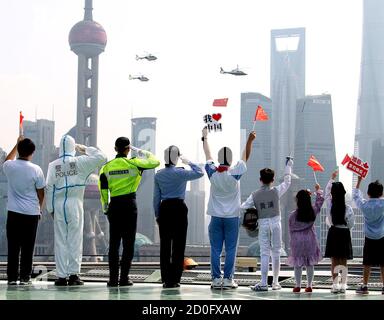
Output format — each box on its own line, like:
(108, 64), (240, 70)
(354, 0), (384, 183)
(68, 0), (107, 146)
(239, 92), (272, 246)
(22, 119), (56, 256)
(23, 119), (56, 175)
(185, 177), (206, 245)
(371, 139), (384, 183)
(289, 94), (337, 251)
(271, 28), (305, 178)
(131, 117), (157, 242)
(293, 95), (337, 191)
(0, 148), (7, 257)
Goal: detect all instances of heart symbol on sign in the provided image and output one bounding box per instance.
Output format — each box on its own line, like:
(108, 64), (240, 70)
(212, 113), (221, 121)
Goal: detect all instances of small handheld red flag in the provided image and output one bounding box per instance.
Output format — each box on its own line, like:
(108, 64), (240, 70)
(254, 105), (269, 121)
(19, 111), (24, 135)
(341, 154), (351, 166)
(213, 98), (228, 107)
(19, 111), (24, 125)
(307, 155), (324, 172)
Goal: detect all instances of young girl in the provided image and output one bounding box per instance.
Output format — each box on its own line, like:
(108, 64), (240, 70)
(288, 184), (324, 293)
(324, 171), (355, 293)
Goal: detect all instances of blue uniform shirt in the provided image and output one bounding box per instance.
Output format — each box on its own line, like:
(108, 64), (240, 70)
(153, 162), (204, 217)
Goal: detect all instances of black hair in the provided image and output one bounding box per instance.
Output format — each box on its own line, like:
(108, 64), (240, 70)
(17, 138), (35, 158)
(296, 190), (316, 223)
(367, 180), (383, 198)
(115, 137), (130, 154)
(164, 145), (180, 167)
(260, 168), (274, 184)
(330, 182), (347, 226)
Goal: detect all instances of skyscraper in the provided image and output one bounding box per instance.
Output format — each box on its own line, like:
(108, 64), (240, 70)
(131, 117), (157, 242)
(293, 95), (337, 191)
(291, 94), (337, 251)
(0, 148), (7, 257)
(239, 92), (272, 246)
(23, 119), (56, 175)
(185, 177), (206, 245)
(354, 0), (384, 183)
(66, 0), (107, 259)
(68, 0), (107, 147)
(271, 28), (305, 178)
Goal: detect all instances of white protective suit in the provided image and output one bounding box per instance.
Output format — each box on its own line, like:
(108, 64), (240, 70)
(46, 135), (107, 278)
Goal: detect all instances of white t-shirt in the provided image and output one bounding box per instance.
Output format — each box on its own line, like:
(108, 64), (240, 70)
(205, 160), (247, 218)
(2, 159), (45, 215)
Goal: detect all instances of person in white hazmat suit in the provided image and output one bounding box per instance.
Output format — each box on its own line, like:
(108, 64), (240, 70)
(46, 135), (107, 286)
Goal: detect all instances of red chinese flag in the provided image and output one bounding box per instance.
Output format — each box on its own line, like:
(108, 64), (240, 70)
(19, 111), (24, 126)
(254, 105), (269, 121)
(307, 155), (325, 172)
(213, 98), (228, 107)
(341, 154), (351, 166)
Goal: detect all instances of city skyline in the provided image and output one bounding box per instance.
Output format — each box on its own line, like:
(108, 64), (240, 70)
(354, 0), (384, 184)
(0, 0), (362, 192)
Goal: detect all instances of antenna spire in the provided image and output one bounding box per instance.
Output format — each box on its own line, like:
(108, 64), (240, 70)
(84, 0), (93, 21)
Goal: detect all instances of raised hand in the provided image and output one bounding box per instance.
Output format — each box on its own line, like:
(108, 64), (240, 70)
(248, 131), (256, 142)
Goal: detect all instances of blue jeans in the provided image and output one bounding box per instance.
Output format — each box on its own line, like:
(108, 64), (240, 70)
(208, 216), (240, 279)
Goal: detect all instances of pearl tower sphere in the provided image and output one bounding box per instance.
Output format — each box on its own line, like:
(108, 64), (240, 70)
(68, 1), (107, 57)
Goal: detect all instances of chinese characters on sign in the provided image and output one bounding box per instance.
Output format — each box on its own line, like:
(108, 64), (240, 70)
(341, 154), (369, 178)
(203, 113), (222, 132)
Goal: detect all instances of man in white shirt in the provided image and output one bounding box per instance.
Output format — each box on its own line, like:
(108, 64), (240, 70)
(2, 136), (45, 285)
(202, 128), (256, 289)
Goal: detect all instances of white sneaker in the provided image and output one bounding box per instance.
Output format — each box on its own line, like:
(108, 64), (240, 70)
(272, 283), (282, 290)
(211, 278), (222, 289)
(331, 283), (340, 294)
(250, 283), (269, 292)
(222, 278), (238, 289)
(339, 283), (347, 293)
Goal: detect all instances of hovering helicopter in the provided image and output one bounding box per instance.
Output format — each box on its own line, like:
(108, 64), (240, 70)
(220, 65), (247, 76)
(129, 74), (149, 82)
(136, 53), (157, 61)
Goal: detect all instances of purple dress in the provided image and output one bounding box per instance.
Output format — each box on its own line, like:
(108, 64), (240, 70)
(288, 192), (325, 267)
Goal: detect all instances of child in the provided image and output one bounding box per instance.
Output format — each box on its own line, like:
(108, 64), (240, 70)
(324, 170), (354, 293)
(241, 158), (293, 291)
(353, 176), (384, 295)
(288, 184), (324, 293)
(202, 128), (256, 289)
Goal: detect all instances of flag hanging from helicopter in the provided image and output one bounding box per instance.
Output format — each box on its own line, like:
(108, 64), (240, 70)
(203, 113), (222, 132)
(341, 154), (369, 178)
(212, 98), (228, 107)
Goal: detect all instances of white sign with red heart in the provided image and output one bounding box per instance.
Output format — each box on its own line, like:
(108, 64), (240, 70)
(203, 113), (222, 132)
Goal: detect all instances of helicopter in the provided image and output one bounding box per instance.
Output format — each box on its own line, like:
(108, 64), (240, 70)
(129, 74), (149, 82)
(136, 53), (157, 61)
(220, 65), (247, 76)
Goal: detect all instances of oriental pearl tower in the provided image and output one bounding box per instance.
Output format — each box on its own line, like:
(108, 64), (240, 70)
(68, 0), (107, 146)
(68, 0), (108, 261)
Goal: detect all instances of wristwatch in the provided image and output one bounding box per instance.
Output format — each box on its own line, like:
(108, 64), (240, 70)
(201, 137), (206, 142)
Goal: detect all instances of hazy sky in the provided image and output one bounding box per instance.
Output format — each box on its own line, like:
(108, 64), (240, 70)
(0, 0), (362, 190)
